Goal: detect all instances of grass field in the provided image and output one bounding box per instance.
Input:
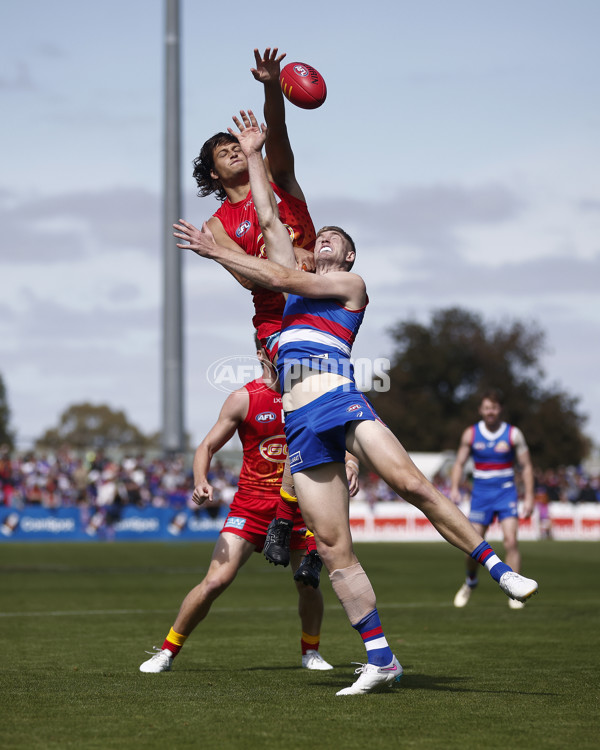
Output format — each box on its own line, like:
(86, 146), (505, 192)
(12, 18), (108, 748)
(1, 540), (598, 749)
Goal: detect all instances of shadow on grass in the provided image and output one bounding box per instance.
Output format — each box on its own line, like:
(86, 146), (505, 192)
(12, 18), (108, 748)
(178, 663), (555, 696)
(402, 671), (558, 696)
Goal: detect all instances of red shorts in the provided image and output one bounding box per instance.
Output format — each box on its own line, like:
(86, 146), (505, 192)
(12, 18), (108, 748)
(221, 498), (307, 553)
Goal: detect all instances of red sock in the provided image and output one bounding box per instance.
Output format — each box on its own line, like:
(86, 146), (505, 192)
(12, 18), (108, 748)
(162, 627), (187, 656)
(301, 632), (320, 655)
(277, 489), (298, 522)
(305, 531), (317, 553)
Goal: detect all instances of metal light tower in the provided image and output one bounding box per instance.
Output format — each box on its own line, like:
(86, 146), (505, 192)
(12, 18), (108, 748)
(161, 0), (185, 453)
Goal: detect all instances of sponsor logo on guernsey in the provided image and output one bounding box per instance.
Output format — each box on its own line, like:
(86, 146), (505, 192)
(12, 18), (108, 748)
(259, 435), (288, 463)
(256, 411), (276, 423)
(494, 440), (511, 453)
(235, 220), (252, 238)
(224, 516), (246, 530)
(289, 451), (303, 467)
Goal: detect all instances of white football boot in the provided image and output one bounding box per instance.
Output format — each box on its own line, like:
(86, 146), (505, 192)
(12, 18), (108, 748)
(499, 571), (538, 602)
(508, 597), (526, 609)
(139, 647), (174, 673)
(302, 650), (334, 670)
(453, 582), (476, 608)
(336, 657), (402, 696)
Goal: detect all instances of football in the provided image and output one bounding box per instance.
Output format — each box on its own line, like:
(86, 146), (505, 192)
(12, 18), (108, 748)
(280, 62), (327, 110)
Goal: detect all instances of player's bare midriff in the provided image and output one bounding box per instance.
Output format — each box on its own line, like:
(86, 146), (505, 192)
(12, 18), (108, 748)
(282, 369), (352, 413)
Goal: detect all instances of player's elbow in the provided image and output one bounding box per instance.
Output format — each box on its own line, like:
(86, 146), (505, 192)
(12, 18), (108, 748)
(259, 212), (280, 238)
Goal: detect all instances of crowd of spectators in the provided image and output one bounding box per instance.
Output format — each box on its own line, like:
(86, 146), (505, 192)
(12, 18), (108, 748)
(0, 446), (599, 512)
(0, 446), (236, 514)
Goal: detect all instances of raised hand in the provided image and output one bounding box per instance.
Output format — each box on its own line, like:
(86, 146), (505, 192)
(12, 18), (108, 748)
(228, 109), (267, 157)
(173, 219), (216, 257)
(250, 46), (286, 84)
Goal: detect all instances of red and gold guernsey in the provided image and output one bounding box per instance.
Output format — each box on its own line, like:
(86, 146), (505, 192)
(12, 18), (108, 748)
(233, 377), (286, 513)
(213, 183), (316, 341)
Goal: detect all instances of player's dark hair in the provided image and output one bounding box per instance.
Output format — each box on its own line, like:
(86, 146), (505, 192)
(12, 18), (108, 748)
(193, 132), (239, 202)
(317, 226), (357, 269)
(480, 387), (505, 407)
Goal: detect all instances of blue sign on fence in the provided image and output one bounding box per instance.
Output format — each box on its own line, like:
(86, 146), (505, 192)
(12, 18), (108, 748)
(0, 506), (226, 542)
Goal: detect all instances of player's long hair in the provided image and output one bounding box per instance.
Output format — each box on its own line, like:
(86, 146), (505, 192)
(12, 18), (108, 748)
(193, 132), (239, 202)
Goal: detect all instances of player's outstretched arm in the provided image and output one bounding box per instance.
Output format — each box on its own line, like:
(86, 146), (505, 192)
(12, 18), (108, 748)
(250, 46), (303, 200)
(175, 219), (287, 288)
(175, 219), (364, 307)
(192, 389), (249, 506)
(228, 111), (279, 223)
(230, 110), (296, 270)
(206, 217), (257, 291)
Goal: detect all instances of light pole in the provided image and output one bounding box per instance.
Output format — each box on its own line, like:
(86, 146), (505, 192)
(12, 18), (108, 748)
(161, 0), (185, 454)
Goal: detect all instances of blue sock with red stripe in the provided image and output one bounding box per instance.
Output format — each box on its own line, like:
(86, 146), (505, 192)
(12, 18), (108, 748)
(470, 541), (512, 582)
(353, 608), (393, 666)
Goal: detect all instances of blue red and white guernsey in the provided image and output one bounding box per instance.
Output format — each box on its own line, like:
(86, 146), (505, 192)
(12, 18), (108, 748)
(467, 421), (519, 525)
(276, 294), (368, 384)
(471, 420), (516, 496)
(470, 420), (517, 490)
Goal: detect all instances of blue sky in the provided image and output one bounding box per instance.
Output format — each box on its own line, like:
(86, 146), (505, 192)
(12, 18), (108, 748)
(1, 0), (599, 455)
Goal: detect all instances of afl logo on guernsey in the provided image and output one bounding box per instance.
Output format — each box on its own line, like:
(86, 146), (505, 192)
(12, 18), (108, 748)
(347, 404), (363, 414)
(259, 435), (288, 463)
(236, 220), (252, 238)
(256, 411), (276, 423)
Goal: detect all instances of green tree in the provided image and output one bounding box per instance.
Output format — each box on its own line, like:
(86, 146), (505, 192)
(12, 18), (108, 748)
(0, 372), (15, 449)
(35, 403), (150, 451)
(370, 307), (590, 468)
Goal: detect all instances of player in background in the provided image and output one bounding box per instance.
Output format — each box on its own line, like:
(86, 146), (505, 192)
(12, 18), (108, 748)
(193, 46), (358, 584)
(140, 338), (333, 673)
(449, 389), (535, 609)
(173, 111), (539, 695)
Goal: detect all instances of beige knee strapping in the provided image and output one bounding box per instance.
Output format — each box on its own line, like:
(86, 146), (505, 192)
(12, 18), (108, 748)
(329, 562), (377, 625)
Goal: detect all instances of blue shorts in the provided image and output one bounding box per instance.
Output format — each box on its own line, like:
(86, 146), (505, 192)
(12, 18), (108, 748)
(284, 384), (381, 474)
(468, 481), (519, 526)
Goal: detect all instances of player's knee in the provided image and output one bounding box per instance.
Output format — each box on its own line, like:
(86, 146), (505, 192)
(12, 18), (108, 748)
(503, 535), (519, 553)
(296, 581), (321, 602)
(393, 468), (429, 503)
(203, 568), (236, 598)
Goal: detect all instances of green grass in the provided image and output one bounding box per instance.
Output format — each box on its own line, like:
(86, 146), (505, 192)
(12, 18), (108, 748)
(0, 541), (598, 749)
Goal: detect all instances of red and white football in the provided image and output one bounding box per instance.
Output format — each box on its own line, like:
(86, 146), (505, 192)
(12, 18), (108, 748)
(280, 62), (327, 110)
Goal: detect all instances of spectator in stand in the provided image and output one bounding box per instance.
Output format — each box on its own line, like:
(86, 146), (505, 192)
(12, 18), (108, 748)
(574, 476), (599, 504)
